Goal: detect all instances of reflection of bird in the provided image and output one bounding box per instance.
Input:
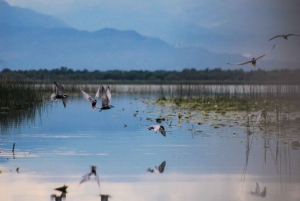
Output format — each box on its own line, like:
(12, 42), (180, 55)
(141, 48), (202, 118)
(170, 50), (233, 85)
(227, 45), (275, 67)
(268, 34), (300, 41)
(100, 194), (111, 201)
(147, 161), (166, 173)
(80, 166), (100, 186)
(156, 118), (165, 123)
(80, 88), (100, 109)
(147, 125), (166, 137)
(250, 182), (267, 197)
(99, 86), (114, 112)
(51, 185), (68, 201)
(248, 109), (267, 124)
(51, 82), (68, 108)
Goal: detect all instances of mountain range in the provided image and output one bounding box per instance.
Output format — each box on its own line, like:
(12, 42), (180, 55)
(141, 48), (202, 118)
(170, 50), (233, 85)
(0, 0), (298, 71)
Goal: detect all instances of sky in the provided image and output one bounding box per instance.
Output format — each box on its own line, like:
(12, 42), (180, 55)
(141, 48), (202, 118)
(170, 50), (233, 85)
(3, 0), (300, 65)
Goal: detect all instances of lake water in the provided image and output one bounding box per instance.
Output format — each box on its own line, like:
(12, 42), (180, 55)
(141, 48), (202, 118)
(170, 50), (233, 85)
(0, 93), (300, 201)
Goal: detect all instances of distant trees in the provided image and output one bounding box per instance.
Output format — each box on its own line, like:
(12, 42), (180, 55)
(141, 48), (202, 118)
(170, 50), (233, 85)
(0, 67), (299, 84)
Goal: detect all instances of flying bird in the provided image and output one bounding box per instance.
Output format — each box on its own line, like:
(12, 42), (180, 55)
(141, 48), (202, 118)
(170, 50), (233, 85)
(99, 86), (114, 112)
(147, 125), (166, 137)
(80, 166), (100, 186)
(51, 82), (68, 108)
(248, 109), (267, 124)
(80, 88), (100, 109)
(250, 182), (267, 197)
(147, 161), (166, 173)
(268, 34), (300, 41)
(227, 45), (276, 67)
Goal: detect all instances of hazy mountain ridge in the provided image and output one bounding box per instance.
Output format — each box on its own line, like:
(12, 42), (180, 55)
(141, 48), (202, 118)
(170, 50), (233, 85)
(0, 0), (295, 71)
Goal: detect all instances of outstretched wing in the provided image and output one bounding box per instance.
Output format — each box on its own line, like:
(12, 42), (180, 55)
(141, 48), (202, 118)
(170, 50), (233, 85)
(286, 33), (300, 37)
(95, 88), (100, 100)
(255, 182), (261, 195)
(268, 35), (283, 41)
(80, 173), (91, 184)
(101, 86), (109, 107)
(158, 161), (166, 173)
(106, 86), (112, 104)
(80, 89), (93, 103)
(62, 98), (67, 108)
(227, 60), (252, 66)
(255, 44), (276, 60)
(54, 82), (64, 96)
(159, 126), (166, 137)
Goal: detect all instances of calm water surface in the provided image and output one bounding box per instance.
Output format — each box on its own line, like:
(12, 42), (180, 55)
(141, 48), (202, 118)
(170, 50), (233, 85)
(0, 94), (299, 201)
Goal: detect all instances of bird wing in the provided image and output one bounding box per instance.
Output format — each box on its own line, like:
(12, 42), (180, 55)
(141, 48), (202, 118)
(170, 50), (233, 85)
(62, 98), (67, 108)
(227, 60), (253, 66)
(95, 175), (100, 186)
(286, 34), (300, 37)
(54, 82), (64, 95)
(268, 35), (283, 41)
(255, 44), (276, 60)
(159, 126), (166, 137)
(101, 86), (109, 107)
(80, 173), (91, 184)
(255, 182), (261, 195)
(158, 161), (166, 173)
(80, 89), (93, 103)
(106, 86), (112, 104)
(95, 88), (100, 100)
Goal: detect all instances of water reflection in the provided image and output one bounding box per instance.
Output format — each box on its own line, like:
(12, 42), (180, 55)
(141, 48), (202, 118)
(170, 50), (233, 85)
(0, 94), (299, 201)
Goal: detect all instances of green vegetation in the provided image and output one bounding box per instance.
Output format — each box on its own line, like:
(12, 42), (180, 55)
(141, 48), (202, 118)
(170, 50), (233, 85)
(1, 67), (300, 84)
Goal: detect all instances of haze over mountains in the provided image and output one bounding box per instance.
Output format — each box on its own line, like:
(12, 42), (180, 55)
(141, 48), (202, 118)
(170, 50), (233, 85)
(0, 0), (298, 71)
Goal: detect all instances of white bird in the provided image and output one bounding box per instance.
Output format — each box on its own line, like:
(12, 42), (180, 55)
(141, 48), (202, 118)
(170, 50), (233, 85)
(80, 166), (100, 186)
(268, 34), (300, 41)
(80, 88), (100, 109)
(99, 86), (114, 112)
(147, 161), (166, 173)
(248, 109), (267, 124)
(227, 45), (276, 67)
(250, 182), (267, 197)
(51, 82), (68, 108)
(147, 125), (166, 137)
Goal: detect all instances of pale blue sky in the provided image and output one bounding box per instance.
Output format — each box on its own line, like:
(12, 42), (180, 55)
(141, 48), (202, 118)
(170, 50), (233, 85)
(4, 0), (300, 63)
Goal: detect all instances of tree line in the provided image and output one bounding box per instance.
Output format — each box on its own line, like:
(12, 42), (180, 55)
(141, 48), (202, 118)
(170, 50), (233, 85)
(1, 67), (299, 84)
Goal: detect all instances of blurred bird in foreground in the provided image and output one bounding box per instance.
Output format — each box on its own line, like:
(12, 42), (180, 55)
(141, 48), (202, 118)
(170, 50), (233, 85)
(51, 82), (68, 108)
(147, 161), (166, 173)
(50, 185), (68, 201)
(80, 88), (100, 109)
(80, 166), (100, 186)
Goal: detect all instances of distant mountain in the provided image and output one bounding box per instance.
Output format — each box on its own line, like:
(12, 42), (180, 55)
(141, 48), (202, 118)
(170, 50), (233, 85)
(0, 0), (69, 28)
(0, 0), (296, 71)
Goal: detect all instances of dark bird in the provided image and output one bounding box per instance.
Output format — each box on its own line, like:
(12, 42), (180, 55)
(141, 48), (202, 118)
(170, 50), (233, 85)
(156, 118), (165, 123)
(147, 125), (166, 137)
(250, 182), (267, 197)
(80, 165), (100, 186)
(268, 34), (300, 41)
(51, 82), (68, 108)
(80, 88), (100, 109)
(147, 161), (166, 173)
(51, 185), (68, 201)
(248, 109), (267, 124)
(99, 86), (114, 112)
(227, 45), (276, 67)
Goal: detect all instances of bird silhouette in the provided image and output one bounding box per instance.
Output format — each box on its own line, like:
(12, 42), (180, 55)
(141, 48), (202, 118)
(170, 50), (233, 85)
(80, 88), (100, 109)
(80, 166), (100, 186)
(51, 82), (68, 108)
(50, 185), (68, 201)
(227, 45), (275, 67)
(99, 86), (114, 112)
(147, 125), (166, 137)
(250, 182), (267, 197)
(147, 161), (166, 173)
(268, 34), (300, 41)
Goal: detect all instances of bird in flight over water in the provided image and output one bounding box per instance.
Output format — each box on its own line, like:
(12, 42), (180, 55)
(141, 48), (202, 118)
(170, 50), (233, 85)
(51, 82), (68, 108)
(227, 45), (276, 67)
(268, 34), (300, 41)
(99, 86), (114, 112)
(80, 165), (100, 186)
(147, 125), (166, 137)
(80, 88), (100, 109)
(147, 161), (166, 173)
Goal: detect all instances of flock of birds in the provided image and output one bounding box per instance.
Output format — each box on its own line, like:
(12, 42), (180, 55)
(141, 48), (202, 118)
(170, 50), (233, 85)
(227, 33), (299, 67)
(48, 33), (300, 200)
